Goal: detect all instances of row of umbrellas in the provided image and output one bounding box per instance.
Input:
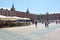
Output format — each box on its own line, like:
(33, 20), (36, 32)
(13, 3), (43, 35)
(0, 15), (30, 21)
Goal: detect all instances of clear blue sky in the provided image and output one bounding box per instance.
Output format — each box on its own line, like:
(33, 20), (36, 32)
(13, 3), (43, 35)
(0, 0), (60, 14)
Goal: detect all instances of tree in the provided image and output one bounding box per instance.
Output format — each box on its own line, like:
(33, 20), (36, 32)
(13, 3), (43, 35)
(1, 8), (3, 15)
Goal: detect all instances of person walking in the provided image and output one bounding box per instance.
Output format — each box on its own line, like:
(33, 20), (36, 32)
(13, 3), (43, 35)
(45, 21), (49, 28)
(56, 21), (57, 24)
(35, 21), (37, 28)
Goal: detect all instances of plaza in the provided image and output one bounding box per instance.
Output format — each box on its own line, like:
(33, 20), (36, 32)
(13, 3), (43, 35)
(0, 22), (60, 40)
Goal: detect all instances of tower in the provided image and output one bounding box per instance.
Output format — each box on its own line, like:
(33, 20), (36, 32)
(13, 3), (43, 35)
(26, 8), (30, 14)
(11, 4), (15, 11)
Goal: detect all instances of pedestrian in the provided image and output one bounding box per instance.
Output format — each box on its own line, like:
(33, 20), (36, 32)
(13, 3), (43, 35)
(56, 21), (57, 24)
(35, 21), (37, 28)
(45, 21), (49, 27)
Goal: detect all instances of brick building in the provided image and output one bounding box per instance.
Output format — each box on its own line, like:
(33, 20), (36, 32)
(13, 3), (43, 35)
(0, 4), (38, 21)
(39, 13), (60, 22)
(0, 4), (60, 21)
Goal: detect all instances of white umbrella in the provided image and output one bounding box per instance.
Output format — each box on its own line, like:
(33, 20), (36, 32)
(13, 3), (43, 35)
(0, 16), (17, 20)
(23, 18), (30, 20)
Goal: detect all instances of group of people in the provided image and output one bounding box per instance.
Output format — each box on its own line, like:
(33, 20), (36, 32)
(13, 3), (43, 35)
(34, 21), (49, 28)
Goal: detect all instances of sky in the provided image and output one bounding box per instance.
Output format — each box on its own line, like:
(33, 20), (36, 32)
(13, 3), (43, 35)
(0, 0), (60, 14)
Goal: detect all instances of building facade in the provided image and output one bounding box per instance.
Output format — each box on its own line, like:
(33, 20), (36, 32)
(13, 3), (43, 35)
(0, 4), (60, 21)
(0, 4), (38, 21)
